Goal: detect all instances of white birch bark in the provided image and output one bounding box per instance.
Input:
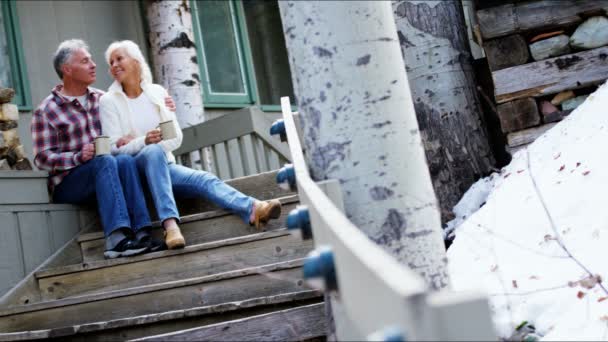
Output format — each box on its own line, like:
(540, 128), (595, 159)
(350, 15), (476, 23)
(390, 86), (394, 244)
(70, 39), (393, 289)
(279, 1), (449, 290)
(146, 0), (209, 168)
(392, 0), (495, 223)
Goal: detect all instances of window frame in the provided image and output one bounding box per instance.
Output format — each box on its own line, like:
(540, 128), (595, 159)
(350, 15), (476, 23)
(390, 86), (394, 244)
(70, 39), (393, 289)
(191, 0), (258, 108)
(1, 0), (31, 111)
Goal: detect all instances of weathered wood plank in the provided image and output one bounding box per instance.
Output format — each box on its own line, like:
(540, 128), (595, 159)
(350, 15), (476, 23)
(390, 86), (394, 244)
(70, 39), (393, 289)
(136, 303), (326, 342)
(266, 144), (281, 170)
(493, 47), (608, 103)
(174, 107), (255, 156)
(240, 134), (259, 175)
(226, 138), (245, 178)
(48, 210), (80, 250)
(0, 172), (49, 205)
(253, 134), (270, 172)
(0, 291), (321, 341)
(0, 213), (25, 296)
(483, 35), (529, 71)
(213, 142), (232, 180)
(16, 212), (53, 272)
(38, 231), (312, 300)
(496, 98), (540, 133)
(0, 260), (306, 332)
(80, 197), (299, 263)
(477, 1), (607, 40)
(507, 123), (558, 147)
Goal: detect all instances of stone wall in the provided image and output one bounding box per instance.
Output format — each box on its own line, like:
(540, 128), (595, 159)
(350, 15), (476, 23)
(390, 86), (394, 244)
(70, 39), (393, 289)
(0, 88), (32, 170)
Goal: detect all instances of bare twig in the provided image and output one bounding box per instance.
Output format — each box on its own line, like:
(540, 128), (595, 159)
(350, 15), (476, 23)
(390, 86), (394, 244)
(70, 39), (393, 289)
(525, 149), (608, 296)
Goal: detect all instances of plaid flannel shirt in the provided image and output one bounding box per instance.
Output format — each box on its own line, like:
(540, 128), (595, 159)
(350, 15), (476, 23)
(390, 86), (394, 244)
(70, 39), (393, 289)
(31, 85), (104, 190)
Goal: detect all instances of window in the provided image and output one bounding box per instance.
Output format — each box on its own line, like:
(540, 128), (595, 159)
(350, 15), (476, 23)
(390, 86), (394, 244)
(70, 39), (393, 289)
(0, 0), (30, 110)
(191, 0), (295, 110)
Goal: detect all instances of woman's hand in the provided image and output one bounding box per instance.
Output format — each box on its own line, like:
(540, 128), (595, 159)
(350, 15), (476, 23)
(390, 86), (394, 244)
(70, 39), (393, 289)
(145, 128), (162, 145)
(164, 96), (176, 112)
(116, 134), (135, 147)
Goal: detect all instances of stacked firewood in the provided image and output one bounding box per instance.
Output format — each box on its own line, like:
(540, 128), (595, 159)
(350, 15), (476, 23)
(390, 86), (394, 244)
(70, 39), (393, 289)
(476, 1), (608, 154)
(0, 87), (32, 170)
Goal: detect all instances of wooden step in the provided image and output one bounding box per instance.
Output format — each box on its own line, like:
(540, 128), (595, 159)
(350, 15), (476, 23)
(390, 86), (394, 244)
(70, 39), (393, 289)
(0, 259), (307, 333)
(78, 195), (299, 263)
(134, 302), (326, 341)
(36, 229), (311, 301)
(176, 170), (294, 216)
(0, 290), (321, 341)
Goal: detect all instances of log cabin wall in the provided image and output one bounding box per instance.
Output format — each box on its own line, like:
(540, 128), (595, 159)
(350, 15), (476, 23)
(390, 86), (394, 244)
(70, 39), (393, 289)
(472, 0), (608, 156)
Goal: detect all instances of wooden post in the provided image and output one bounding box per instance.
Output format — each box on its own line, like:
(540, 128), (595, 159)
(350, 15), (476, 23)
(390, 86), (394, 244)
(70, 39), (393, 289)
(391, 0), (495, 223)
(279, 1), (449, 290)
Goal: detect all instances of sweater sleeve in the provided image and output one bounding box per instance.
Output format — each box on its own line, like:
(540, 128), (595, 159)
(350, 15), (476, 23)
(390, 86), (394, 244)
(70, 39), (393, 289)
(157, 87), (184, 153)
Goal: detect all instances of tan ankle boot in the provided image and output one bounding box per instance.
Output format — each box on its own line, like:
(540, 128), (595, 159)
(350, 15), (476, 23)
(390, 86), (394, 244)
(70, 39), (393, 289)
(252, 200), (282, 229)
(164, 226), (186, 249)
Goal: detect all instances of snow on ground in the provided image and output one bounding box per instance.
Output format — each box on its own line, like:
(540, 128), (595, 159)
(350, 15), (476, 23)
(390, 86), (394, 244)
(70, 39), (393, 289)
(447, 81), (608, 340)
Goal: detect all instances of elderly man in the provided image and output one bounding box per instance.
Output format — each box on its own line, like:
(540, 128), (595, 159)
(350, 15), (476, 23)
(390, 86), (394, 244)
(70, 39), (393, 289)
(31, 39), (170, 258)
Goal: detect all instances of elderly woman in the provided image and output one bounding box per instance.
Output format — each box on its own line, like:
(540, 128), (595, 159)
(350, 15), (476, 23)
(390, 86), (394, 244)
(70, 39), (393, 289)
(99, 40), (281, 250)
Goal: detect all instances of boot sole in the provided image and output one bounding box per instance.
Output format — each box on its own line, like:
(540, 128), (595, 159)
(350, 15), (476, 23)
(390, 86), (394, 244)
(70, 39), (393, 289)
(166, 238), (186, 250)
(103, 246), (148, 259)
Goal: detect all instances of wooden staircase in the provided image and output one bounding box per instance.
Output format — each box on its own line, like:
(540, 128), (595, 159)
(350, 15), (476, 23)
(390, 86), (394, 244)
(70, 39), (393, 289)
(0, 171), (325, 341)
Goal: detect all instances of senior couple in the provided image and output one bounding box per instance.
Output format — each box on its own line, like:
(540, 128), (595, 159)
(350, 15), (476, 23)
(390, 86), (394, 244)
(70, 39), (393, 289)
(32, 39), (281, 259)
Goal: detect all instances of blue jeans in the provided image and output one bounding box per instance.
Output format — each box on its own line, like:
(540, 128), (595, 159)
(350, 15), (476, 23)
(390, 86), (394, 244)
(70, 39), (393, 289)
(53, 154), (152, 237)
(134, 144), (255, 223)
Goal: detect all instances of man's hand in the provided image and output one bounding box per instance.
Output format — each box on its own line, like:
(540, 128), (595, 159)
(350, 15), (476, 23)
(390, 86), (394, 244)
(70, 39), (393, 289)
(116, 134), (135, 147)
(164, 96), (176, 112)
(81, 143), (95, 163)
(145, 128), (162, 145)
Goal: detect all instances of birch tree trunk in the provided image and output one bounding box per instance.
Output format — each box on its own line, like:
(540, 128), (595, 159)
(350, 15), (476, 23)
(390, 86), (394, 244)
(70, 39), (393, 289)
(279, 1), (449, 290)
(145, 0), (208, 168)
(392, 0), (495, 223)
(145, 0), (205, 127)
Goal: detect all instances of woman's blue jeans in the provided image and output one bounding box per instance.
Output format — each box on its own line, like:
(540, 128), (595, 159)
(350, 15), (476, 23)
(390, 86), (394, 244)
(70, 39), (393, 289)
(53, 154), (152, 237)
(133, 144), (255, 223)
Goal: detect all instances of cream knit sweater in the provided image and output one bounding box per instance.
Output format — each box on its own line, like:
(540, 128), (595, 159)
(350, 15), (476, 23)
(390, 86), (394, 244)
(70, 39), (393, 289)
(99, 81), (183, 163)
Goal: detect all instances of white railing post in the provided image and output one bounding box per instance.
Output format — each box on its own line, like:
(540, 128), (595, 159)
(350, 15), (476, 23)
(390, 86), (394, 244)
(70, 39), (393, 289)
(275, 98), (496, 341)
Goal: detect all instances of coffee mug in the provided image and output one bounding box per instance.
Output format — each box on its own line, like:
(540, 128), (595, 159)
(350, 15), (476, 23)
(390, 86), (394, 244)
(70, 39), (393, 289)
(159, 120), (177, 140)
(95, 136), (111, 156)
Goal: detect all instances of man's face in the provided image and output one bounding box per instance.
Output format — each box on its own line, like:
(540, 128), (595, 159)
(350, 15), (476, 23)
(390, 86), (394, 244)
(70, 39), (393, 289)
(63, 48), (96, 85)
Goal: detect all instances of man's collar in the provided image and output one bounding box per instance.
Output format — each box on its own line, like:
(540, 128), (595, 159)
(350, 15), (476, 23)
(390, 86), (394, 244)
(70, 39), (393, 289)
(51, 84), (95, 106)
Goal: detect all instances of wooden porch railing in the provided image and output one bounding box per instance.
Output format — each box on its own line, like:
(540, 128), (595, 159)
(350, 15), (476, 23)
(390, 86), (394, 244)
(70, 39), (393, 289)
(278, 97), (497, 341)
(175, 106), (291, 180)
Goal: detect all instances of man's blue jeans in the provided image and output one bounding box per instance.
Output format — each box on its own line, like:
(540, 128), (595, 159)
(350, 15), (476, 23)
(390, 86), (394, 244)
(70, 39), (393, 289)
(53, 154), (151, 237)
(134, 144), (255, 223)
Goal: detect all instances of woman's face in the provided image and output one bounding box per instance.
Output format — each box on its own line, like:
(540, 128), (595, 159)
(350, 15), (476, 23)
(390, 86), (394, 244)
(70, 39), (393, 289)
(109, 48), (139, 84)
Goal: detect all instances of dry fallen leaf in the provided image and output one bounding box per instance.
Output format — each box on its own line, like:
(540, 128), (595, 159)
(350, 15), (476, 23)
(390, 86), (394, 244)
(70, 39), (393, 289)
(554, 153), (561, 160)
(598, 297), (608, 303)
(512, 280), (518, 289)
(577, 291), (586, 299)
(517, 169), (525, 174)
(559, 165), (565, 172)
(491, 265), (498, 272)
(576, 162), (581, 167)
(583, 170), (591, 176)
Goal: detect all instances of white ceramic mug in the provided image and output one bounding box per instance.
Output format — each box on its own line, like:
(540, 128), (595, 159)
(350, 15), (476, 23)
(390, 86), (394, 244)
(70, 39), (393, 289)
(159, 120), (177, 140)
(95, 136), (111, 156)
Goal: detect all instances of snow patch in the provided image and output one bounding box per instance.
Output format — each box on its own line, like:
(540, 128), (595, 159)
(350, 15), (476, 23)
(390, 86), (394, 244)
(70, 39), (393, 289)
(447, 82), (608, 340)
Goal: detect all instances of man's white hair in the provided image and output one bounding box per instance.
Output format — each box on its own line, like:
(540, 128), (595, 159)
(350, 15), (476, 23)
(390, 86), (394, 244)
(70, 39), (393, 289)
(105, 40), (153, 84)
(53, 39), (89, 79)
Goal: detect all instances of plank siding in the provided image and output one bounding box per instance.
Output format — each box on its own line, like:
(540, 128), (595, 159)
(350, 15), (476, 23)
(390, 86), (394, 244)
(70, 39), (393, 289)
(0, 204), (87, 298)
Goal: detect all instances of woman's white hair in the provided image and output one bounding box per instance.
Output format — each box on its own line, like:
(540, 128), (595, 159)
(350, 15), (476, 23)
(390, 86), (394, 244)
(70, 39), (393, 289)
(105, 40), (153, 84)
